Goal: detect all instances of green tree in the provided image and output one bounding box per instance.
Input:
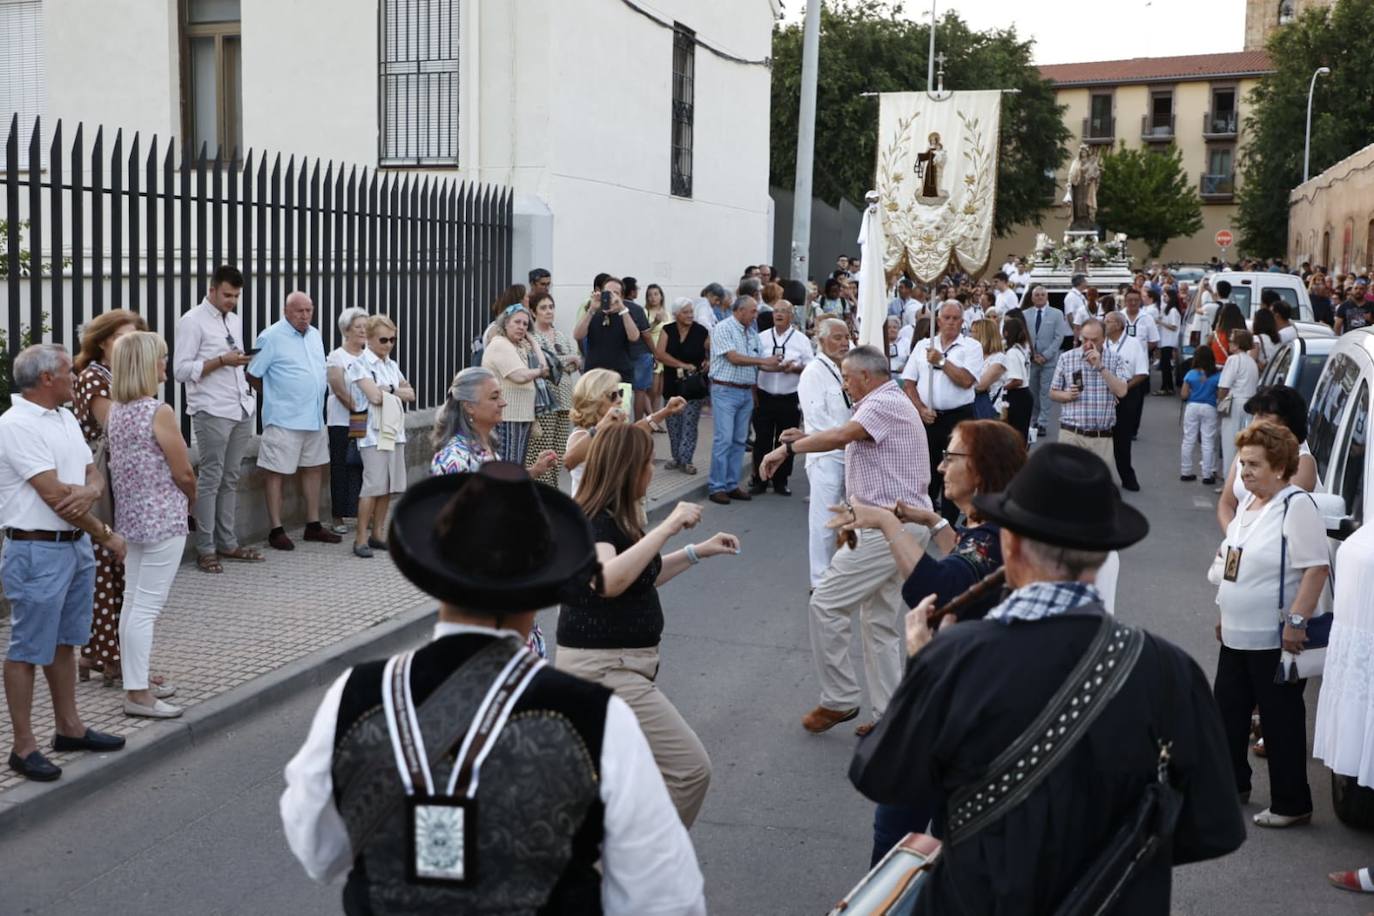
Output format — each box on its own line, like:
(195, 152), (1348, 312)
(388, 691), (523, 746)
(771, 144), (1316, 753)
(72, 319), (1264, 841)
(1237, 0), (1374, 257)
(770, 0), (1071, 238)
(1094, 145), (1203, 258)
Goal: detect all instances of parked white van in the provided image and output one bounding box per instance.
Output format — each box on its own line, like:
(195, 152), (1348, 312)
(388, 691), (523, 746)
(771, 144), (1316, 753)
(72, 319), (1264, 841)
(1205, 271), (1315, 322)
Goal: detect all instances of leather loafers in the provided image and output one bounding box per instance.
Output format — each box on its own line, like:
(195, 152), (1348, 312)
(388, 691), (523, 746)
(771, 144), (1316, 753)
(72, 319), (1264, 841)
(801, 705), (860, 734)
(268, 528), (295, 551)
(303, 525), (342, 544)
(728, 488), (752, 501)
(52, 727), (126, 753)
(708, 491), (731, 505)
(9, 750), (61, 781)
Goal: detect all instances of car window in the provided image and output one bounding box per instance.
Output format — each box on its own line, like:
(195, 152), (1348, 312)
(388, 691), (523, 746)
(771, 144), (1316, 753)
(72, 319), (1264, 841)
(1296, 354), (1328, 405)
(1263, 287), (1300, 311)
(1308, 353), (1358, 481)
(1229, 287), (1253, 318)
(1334, 382), (1368, 525)
(1263, 345), (1294, 388)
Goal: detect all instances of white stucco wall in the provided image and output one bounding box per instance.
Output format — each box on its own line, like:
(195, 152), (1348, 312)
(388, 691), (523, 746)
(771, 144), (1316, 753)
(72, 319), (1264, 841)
(36, 0), (775, 331)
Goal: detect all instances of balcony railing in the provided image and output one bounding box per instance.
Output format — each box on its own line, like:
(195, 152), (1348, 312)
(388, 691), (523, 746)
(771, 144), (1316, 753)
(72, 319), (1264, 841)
(1200, 173), (1235, 199)
(1141, 113), (1175, 141)
(1081, 115), (1115, 144)
(1203, 111), (1238, 139)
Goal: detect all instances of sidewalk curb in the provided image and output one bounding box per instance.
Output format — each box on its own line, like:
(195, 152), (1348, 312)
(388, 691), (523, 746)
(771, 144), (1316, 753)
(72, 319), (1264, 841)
(0, 478), (708, 833)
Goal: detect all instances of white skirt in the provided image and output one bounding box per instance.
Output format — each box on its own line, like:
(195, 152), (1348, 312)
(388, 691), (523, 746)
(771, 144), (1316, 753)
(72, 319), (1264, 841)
(1313, 526), (1374, 787)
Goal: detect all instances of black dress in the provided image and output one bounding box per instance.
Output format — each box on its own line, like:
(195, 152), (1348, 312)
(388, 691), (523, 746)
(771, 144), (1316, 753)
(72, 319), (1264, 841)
(850, 605), (1245, 915)
(661, 322), (709, 398)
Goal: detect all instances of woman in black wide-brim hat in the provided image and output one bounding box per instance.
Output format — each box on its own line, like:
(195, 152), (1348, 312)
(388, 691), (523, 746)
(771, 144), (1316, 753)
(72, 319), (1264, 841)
(849, 444), (1246, 914)
(279, 462), (707, 913)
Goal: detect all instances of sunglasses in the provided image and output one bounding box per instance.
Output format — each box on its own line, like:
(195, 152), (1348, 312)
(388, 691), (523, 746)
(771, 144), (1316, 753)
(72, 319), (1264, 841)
(377, 336), (397, 344)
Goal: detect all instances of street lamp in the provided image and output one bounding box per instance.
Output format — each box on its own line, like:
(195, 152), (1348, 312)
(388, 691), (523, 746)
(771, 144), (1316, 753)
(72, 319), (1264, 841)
(1304, 66), (1330, 182)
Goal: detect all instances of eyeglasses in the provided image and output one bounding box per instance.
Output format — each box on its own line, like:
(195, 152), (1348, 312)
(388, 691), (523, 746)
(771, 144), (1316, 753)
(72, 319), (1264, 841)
(940, 451), (969, 465)
(377, 336), (397, 344)
(224, 334), (236, 349)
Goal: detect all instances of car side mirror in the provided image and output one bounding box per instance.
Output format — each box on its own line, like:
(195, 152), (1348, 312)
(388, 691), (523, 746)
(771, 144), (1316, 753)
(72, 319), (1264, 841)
(1311, 491), (1360, 540)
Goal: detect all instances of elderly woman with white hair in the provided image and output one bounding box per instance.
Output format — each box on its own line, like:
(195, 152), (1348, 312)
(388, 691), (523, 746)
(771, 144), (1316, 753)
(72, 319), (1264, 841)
(325, 306), (369, 533)
(431, 366), (557, 479)
(655, 296), (711, 473)
(481, 304), (552, 466)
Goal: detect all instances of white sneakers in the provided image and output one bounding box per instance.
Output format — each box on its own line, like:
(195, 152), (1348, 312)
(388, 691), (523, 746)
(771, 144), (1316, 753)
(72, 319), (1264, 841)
(124, 698), (183, 719)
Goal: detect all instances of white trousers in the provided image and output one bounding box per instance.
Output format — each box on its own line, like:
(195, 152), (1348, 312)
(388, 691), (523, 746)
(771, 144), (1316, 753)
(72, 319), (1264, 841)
(119, 535), (186, 691)
(805, 459), (846, 589)
(1181, 402), (1219, 477)
(808, 523), (931, 719)
(1219, 408), (1250, 474)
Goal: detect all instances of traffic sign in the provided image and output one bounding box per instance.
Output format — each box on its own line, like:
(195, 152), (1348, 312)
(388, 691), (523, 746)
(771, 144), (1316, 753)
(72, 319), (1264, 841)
(1215, 229), (1233, 248)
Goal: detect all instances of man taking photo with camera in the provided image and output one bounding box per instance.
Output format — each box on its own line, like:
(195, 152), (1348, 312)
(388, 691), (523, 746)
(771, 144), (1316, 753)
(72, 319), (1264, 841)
(573, 276), (643, 394)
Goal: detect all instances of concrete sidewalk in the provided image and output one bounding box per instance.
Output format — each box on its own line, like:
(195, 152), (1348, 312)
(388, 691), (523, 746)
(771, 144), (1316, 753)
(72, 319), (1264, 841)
(0, 411), (716, 825)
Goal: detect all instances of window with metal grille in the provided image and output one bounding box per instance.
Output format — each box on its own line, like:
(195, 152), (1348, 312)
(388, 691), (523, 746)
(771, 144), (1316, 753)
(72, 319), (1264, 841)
(379, 0), (460, 167)
(671, 24), (695, 198)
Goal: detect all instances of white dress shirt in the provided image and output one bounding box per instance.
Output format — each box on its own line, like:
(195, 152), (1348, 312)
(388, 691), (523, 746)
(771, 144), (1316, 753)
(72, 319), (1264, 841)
(280, 622), (706, 915)
(901, 335), (984, 411)
(0, 393), (93, 531)
(1106, 333), (1150, 379)
(756, 326), (814, 396)
(1064, 288), (1087, 323)
(173, 298), (257, 420)
(797, 353), (852, 469)
(995, 287), (1020, 314)
(902, 298), (927, 327)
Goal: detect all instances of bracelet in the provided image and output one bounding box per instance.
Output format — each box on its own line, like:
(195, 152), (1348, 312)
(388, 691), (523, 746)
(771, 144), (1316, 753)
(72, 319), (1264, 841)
(785, 441), (795, 457)
(930, 518), (951, 535)
(685, 543), (701, 565)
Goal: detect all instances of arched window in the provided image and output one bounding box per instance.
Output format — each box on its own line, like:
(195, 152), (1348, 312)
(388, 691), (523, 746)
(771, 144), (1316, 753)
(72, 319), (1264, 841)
(1279, 0), (1296, 25)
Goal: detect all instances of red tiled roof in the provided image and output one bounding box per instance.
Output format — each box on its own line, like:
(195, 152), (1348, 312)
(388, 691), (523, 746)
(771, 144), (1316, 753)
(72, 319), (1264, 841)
(1038, 51), (1273, 87)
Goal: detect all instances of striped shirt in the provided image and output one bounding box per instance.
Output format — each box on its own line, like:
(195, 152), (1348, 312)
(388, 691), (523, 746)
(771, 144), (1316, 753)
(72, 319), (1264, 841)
(709, 316), (763, 386)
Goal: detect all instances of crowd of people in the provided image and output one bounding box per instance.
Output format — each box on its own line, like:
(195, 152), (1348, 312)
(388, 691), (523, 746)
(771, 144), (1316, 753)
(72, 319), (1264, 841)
(2, 247), (1372, 914)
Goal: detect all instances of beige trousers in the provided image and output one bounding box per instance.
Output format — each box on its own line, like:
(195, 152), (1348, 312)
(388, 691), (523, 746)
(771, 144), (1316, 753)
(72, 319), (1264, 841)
(808, 523), (931, 720)
(554, 645), (711, 828)
(1058, 428), (1117, 481)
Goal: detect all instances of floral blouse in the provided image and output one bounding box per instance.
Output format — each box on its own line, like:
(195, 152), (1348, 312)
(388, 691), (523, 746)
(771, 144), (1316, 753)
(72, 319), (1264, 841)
(901, 523), (1003, 622)
(431, 432), (497, 476)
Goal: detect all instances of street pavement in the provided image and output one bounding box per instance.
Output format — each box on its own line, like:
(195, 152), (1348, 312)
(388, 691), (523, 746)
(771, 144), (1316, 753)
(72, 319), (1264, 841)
(1, 395), (1371, 915)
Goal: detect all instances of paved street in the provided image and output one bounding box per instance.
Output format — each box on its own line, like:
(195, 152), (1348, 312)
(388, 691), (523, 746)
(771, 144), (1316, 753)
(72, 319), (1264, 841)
(1, 396), (1370, 915)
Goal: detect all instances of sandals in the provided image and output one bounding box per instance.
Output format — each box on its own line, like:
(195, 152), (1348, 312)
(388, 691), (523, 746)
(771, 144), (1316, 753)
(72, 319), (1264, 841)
(197, 553), (224, 574)
(218, 546), (266, 562)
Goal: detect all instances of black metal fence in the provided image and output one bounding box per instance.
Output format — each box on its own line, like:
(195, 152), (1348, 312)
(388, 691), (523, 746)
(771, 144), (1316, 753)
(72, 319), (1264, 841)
(3, 114), (513, 427)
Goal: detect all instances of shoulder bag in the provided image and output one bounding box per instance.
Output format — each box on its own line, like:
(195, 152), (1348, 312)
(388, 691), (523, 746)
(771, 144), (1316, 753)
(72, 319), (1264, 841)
(90, 435), (115, 526)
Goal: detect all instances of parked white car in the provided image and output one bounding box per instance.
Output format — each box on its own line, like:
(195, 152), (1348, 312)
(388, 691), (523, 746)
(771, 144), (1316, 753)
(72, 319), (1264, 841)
(1256, 326), (1337, 405)
(1305, 327), (1374, 828)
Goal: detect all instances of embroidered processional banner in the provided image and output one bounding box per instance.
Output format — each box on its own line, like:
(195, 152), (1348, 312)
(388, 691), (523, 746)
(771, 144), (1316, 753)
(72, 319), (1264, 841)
(875, 90), (1002, 283)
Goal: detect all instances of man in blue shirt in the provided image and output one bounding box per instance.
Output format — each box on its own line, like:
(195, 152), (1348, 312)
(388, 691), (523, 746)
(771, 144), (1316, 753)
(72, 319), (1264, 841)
(248, 291), (341, 550)
(707, 296), (783, 504)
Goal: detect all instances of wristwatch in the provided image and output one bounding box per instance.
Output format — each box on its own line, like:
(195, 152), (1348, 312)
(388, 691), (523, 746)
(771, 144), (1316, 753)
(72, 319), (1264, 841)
(1286, 613), (1309, 629)
(784, 441), (795, 457)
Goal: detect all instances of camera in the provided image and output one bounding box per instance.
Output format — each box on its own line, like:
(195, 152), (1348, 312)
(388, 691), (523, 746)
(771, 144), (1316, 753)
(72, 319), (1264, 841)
(600, 290), (613, 311)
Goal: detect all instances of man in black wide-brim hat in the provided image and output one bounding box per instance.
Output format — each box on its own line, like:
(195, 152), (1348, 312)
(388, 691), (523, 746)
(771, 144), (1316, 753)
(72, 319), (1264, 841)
(280, 462), (706, 914)
(850, 445), (1246, 915)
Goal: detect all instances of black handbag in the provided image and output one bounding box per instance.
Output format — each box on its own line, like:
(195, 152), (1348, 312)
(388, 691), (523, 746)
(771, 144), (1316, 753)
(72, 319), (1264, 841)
(680, 370), (709, 401)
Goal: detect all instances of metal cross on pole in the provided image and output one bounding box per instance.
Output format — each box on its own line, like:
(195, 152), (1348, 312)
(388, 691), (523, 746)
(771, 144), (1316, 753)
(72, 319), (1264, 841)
(935, 52), (947, 94)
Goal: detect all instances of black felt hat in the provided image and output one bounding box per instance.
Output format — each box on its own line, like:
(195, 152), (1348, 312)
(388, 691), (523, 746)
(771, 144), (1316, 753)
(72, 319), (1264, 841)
(388, 462), (600, 612)
(971, 444), (1149, 551)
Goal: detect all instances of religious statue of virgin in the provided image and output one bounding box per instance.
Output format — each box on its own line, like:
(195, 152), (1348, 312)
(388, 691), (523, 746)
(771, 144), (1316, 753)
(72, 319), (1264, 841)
(1067, 145), (1100, 229)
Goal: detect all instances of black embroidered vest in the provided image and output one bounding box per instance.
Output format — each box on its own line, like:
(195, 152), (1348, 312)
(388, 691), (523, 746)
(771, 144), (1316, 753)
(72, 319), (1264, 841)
(331, 634), (610, 915)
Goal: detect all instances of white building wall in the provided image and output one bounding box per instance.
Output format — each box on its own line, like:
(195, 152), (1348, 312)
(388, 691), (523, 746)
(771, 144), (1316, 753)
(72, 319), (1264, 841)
(33, 0), (775, 333)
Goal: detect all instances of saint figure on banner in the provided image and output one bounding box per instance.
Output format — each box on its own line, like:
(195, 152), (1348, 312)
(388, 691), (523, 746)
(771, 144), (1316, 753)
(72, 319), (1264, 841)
(915, 132), (947, 201)
(1067, 145), (1100, 228)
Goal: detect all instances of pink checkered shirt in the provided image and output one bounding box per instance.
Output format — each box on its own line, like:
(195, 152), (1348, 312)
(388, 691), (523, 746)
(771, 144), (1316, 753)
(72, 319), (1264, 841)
(845, 380), (932, 510)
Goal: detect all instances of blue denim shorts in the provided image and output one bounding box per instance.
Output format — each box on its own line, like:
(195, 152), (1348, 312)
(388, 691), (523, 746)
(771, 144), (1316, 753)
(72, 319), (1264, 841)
(2, 537), (97, 665)
(632, 352), (655, 391)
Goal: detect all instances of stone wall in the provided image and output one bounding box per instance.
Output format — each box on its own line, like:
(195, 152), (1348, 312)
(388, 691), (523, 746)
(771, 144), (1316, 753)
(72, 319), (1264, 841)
(1288, 141), (1374, 273)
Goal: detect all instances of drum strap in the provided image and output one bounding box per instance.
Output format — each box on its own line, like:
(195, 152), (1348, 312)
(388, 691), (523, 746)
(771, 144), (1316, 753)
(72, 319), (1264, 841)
(946, 615), (1145, 844)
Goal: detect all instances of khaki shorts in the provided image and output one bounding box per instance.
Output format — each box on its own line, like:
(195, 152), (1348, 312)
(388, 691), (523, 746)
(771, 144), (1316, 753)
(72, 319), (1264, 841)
(257, 425), (329, 474)
(360, 443), (409, 497)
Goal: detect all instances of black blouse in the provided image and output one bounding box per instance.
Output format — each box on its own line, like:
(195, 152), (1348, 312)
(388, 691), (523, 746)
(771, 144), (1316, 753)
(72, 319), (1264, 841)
(661, 322), (709, 398)
(557, 512), (664, 649)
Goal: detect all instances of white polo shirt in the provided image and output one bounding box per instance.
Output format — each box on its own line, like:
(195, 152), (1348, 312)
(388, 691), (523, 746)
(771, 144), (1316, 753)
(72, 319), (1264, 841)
(0, 393), (94, 531)
(1122, 310), (1160, 347)
(901, 335), (984, 411)
(756, 326), (814, 396)
(995, 288), (1020, 314)
(1105, 333), (1150, 380)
